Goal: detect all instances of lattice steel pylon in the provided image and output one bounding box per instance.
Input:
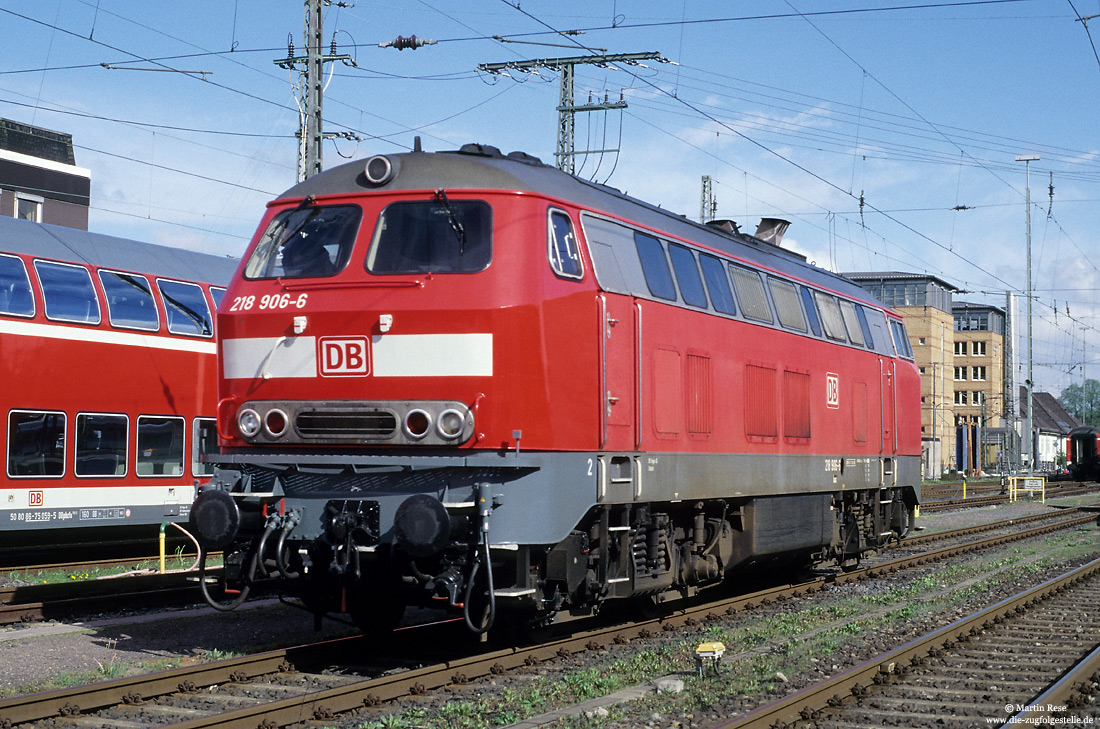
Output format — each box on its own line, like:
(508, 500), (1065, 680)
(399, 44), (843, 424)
(275, 0), (355, 181)
(478, 52), (663, 174)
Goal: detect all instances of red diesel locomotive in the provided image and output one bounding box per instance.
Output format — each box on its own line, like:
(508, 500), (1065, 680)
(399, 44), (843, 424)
(190, 143), (922, 632)
(0, 216), (237, 554)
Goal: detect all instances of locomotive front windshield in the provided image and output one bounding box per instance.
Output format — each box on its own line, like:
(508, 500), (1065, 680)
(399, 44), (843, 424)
(366, 197), (491, 274)
(244, 205), (361, 279)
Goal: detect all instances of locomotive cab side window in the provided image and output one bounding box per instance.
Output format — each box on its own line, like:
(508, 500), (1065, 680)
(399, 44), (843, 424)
(246, 204), (361, 279)
(890, 320), (915, 359)
(137, 416), (185, 476)
(157, 279), (213, 337)
(634, 231), (677, 301)
(75, 413), (127, 477)
(699, 254), (736, 315)
(99, 271), (159, 331)
(548, 209), (583, 279)
(0, 254), (33, 317)
(668, 244), (707, 308)
(729, 265), (773, 323)
(367, 198), (491, 274)
(7, 410), (65, 477)
(34, 260), (101, 325)
(862, 307), (893, 355)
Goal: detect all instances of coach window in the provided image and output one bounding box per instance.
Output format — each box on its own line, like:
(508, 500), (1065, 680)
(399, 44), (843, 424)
(99, 271), (159, 331)
(729, 265), (773, 323)
(634, 232), (677, 301)
(157, 280), (213, 337)
(34, 260), (101, 325)
(248, 205), (361, 279)
(838, 300), (866, 347)
(209, 286), (226, 309)
(799, 287), (822, 337)
(548, 210), (583, 279)
(699, 254), (736, 315)
(7, 410), (65, 477)
(75, 413), (127, 477)
(367, 199), (490, 274)
(768, 278), (806, 332)
(0, 254), (33, 317)
(813, 291), (848, 342)
(137, 416), (185, 477)
(668, 244), (708, 308)
(192, 418), (218, 477)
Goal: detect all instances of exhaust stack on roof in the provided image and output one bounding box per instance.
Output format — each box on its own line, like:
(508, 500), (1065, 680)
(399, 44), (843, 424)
(755, 218), (790, 246)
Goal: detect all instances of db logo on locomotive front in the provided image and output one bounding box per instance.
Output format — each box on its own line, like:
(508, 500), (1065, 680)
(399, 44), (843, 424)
(319, 336), (370, 377)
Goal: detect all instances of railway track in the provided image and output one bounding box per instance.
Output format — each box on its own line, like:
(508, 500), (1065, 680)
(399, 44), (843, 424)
(0, 506), (1084, 628)
(715, 554), (1100, 728)
(1, 510), (1093, 728)
(919, 481), (1100, 513)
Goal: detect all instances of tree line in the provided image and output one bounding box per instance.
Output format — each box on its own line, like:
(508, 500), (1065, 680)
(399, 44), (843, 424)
(1060, 379), (1100, 426)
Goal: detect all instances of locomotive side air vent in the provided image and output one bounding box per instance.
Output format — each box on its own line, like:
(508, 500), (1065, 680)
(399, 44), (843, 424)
(296, 409), (398, 438)
(364, 155), (398, 186)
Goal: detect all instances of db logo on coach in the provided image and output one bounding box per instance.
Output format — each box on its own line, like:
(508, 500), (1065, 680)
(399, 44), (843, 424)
(28, 491), (43, 507)
(319, 337), (370, 377)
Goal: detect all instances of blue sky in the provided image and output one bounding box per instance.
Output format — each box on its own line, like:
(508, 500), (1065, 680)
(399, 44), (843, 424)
(2, 0), (1099, 397)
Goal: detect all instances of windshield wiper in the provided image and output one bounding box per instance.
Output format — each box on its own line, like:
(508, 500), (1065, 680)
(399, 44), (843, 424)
(434, 189), (467, 254)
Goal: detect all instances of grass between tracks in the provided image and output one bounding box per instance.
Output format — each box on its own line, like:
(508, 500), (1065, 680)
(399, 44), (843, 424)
(3, 550), (203, 586)
(351, 526), (1100, 729)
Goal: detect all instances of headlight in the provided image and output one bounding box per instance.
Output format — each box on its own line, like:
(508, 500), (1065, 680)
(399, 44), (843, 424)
(436, 409), (465, 439)
(264, 409), (289, 438)
(404, 409), (431, 439)
(237, 408), (261, 438)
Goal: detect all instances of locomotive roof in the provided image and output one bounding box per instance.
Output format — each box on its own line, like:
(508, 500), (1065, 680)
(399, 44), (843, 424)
(281, 144), (885, 310)
(0, 215), (238, 286)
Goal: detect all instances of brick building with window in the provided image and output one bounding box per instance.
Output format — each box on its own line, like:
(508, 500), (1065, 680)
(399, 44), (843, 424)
(952, 301), (1009, 469)
(0, 118), (90, 230)
(845, 272), (959, 476)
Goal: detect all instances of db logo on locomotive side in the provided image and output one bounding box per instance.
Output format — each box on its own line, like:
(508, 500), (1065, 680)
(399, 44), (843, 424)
(825, 373), (840, 409)
(319, 337), (370, 377)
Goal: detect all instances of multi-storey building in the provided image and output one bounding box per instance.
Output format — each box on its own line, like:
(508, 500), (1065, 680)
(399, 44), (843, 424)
(952, 301), (1008, 470)
(845, 272), (958, 477)
(0, 118), (90, 230)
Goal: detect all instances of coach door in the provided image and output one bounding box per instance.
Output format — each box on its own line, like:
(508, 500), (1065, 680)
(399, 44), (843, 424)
(600, 294), (638, 451)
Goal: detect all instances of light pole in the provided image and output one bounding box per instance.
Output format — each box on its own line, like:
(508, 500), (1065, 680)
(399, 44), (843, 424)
(1016, 154), (1038, 474)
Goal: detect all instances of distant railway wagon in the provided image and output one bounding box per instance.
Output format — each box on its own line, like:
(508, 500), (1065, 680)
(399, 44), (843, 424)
(1068, 426), (1100, 481)
(0, 216), (237, 549)
(189, 143), (922, 632)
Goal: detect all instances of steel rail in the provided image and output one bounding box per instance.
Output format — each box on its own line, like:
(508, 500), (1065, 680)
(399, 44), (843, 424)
(0, 511), (1092, 727)
(713, 554), (1100, 729)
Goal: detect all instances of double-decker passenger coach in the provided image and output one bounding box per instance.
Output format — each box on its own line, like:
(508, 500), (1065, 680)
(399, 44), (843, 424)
(190, 143), (922, 632)
(0, 216), (236, 552)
